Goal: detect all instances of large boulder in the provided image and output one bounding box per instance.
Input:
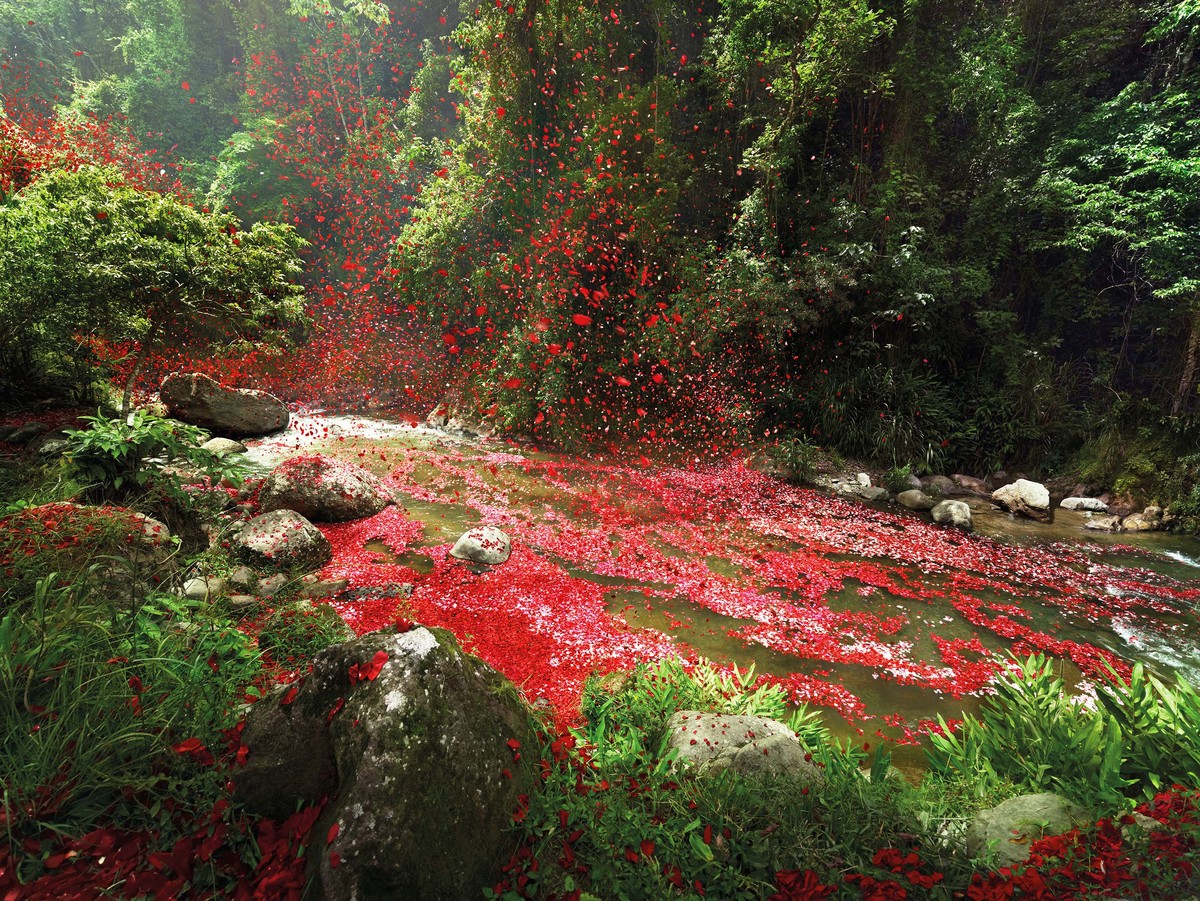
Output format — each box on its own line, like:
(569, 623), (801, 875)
(258, 454), (394, 523)
(450, 526), (512, 565)
(931, 499), (973, 531)
(236, 509), (332, 570)
(1122, 507), (1163, 532)
(160, 372), (289, 437)
(992, 479), (1051, 522)
(234, 625), (537, 901)
(665, 711), (823, 782)
(966, 793), (1089, 867)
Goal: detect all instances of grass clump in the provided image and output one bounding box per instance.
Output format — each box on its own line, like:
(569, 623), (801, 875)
(0, 575), (261, 883)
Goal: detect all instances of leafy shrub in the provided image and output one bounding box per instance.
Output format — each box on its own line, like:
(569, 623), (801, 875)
(496, 659), (966, 899)
(766, 436), (820, 484)
(788, 363), (957, 472)
(883, 463), (916, 493)
(65, 410), (244, 504)
(928, 653), (1200, 806)
(0, 501), (180, 609)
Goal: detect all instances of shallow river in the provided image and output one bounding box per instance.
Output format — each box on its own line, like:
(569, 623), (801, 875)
(243, 414), (1200, 760)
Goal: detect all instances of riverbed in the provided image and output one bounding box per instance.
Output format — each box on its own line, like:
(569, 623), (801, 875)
(243, 414), (1200, 754)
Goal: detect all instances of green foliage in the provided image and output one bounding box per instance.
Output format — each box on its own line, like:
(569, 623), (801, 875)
(0, 501), (181, 611)
(0, 574), (260, 845)
(766, 436), (820, 484)
(928, 653), (1200, 806)
(883, 463), (915, 493)
(64, 410), (243, 504)
(498, 658), (971, 899)
(0, 166), (306, 409)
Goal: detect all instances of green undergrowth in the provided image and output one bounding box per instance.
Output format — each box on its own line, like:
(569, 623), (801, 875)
(929, 653), (1200, 807)
(0, 575), (261, 866)
(495, 657), (1200, 900)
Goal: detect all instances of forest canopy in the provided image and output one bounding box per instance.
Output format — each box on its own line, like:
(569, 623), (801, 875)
(1, 0), (1198, 492)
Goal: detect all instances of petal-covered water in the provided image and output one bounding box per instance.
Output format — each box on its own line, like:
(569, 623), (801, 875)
(246, 415), (1200, 745)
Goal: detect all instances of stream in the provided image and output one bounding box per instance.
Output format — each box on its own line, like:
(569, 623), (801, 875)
(242, 413), (1200, 764)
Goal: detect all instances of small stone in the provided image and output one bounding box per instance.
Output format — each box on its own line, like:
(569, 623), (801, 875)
(450, 527), (512, 565)
(6, 421), (51, 444)
(855, 472), (872, 489)
(184, 575), (228, 600)
(257, 573), (290, 597)
(226, 595), (262, 614)
(1085, 515), (1123, 532)
(1060, 497), (1108, 512)
(202, 436), (248, 457)
(931, 499), (972, 530)
(229, 565), (257, 591)
(859, 486), (890, 502)
(896, 489), (935, 511)
(300, 578), (351, 599)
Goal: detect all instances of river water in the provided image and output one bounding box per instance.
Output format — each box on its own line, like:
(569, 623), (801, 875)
(244, 414), (1200, 754)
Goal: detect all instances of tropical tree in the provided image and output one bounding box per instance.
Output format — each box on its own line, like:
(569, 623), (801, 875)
(0, 166), (306, 411)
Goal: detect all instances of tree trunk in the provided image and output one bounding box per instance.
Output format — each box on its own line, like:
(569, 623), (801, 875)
(1171, 305), (1200, 417)
(122, 321), (162, 422)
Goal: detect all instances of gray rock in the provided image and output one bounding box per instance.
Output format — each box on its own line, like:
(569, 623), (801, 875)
(201, 436), (248, 457)
(952, 474), (990, 495)
(931, 499), (973, 530)
(1085, 515), (1124, 532)
(966, 793), (1089, 867)
(183, 575), (228, 600)
(450, 526), (512, 565)
(5, 421), (50, 444)
(1122, 511), (1162, 532)
(236, 509), (332, 570)
(902, 473), (923, 491)
(299, 577), (350, 599)
(226, 595), (261, 614)
(1060, 497), (1109, 512)
(341, 584), (414, 603)
(256, 573), (290, 597)
(860, 486), (891, 502)
(258, 454), (393, 523)
(30, 428), (71, 458)
(855, 472), (872, 489)
(234, 625), (537, 901)
(921, 474), (957, 496)
(665, 711), (823, 782)
(896, 489), (936, 511)
(229, 565), (257, 591)
(992, 479), (1051, 522)
(160, 372), (289, 438)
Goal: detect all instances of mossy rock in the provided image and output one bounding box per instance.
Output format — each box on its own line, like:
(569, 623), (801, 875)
(235, 624), (538, 901)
